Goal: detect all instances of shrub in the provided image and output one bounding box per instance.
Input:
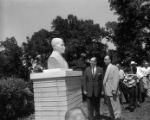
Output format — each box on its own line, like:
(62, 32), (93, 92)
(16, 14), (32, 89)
(0, 77), (34, 120)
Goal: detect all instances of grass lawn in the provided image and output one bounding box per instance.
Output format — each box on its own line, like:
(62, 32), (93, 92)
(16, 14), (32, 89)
(23, 97), (150, 120)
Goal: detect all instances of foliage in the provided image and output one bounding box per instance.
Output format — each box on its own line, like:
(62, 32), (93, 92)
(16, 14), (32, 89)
(22, 29), (52, 68)
(0, 37), (24, 78)
(21, 30), (50, 69)
(23, 15), (108, 68)
(51, 15), (107, 67)
(23, 29), (51, 57)
(108, 0), (150, 65)
(0, 37), (31, 80)
(105, 21), (118, 41)
(0, 77), (34, 120)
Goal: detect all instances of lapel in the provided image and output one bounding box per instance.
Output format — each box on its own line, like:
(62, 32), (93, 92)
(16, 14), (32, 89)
(88, 67), (93, 78)
(103, 63), (112, 84)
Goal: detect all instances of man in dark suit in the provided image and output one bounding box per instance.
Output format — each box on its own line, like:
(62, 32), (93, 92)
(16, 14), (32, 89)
(83, 57), (103, 120)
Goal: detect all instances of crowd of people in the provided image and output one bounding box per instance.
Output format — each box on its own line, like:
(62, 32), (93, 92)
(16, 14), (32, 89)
(65, 59), (150, 120)
(30, 38), (150, 120)
(117, 60), (150, 112)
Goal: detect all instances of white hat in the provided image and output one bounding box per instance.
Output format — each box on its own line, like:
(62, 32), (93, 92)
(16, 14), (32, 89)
(131, 61), (137, 65)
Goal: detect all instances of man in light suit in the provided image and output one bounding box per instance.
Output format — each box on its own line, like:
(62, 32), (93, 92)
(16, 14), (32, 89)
(83, 57), (103, 120)
(48, 38), (69, 69)
(103, 55), (121, 120)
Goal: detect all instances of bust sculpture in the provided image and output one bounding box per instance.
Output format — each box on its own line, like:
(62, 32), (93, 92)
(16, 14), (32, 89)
(47, 38), (69, 69)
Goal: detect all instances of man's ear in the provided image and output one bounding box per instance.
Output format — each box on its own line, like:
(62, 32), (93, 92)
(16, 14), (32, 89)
(53, 45), (57, 51)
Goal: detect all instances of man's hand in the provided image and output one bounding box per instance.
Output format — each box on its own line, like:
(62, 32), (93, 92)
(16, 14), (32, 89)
(112, 90), (117, 101)
(112, 90), (117, 95)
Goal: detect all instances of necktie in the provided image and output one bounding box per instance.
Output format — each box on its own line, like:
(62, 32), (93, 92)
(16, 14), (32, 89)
(92, 67), (95, 76)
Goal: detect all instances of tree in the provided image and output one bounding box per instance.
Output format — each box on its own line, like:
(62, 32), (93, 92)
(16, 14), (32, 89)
(22, 29), (52, 68)
(51, 14), (107, 67)
(108, 0), (150, 65)
(105, 21), (118, 41)
(0, 37), (23, 77)
(23, 15), (107, 69)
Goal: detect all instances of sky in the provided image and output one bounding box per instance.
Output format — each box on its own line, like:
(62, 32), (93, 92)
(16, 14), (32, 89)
(0, 0), (118, 49)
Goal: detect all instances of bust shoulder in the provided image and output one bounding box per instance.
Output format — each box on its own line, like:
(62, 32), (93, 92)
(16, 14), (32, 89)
(48, 51), (68, 69)
(50, 51), (60, 58)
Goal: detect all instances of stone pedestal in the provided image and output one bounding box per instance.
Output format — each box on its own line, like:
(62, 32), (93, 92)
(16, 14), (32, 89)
(30, 69), (83, 120)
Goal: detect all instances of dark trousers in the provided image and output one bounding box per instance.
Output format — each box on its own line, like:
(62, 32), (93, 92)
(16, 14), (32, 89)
(87, 95), (100, 120)
(137, 82), (142, 102)
(128, 86), (136, 107)
(119, 81), (129, 103)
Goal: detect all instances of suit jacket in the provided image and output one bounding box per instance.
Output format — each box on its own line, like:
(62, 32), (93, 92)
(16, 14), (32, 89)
(83, 66), (103, 97)
(48, 51), (69, 69)
(103, 64), (119, 96)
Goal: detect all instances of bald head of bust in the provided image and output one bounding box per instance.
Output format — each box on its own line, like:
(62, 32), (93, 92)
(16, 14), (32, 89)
(51, 38), (65, 54)
(65, 107), (87, 120)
